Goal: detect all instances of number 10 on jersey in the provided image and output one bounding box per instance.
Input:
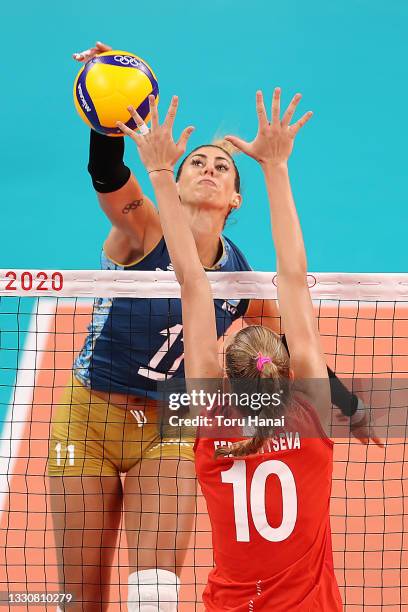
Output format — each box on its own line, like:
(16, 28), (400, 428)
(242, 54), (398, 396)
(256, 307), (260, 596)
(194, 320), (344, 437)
(221, 460), (297, 542)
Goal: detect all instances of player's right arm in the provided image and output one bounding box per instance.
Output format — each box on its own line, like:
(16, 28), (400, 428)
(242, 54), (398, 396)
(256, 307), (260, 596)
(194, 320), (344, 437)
(74, 42), (162, 264)
(88, 130), (162, 264)
(117, 96), (223, 385)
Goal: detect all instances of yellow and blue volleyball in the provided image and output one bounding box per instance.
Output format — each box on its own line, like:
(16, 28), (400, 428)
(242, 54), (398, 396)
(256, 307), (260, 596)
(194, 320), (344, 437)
(73, 50), (159, 136)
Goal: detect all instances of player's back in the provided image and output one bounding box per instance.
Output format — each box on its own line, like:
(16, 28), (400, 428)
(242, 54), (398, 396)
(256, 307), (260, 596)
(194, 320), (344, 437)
(194, 395), (343, 611)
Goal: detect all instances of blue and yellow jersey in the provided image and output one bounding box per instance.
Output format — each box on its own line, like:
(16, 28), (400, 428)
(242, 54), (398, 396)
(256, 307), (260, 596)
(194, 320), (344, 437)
(73, 235), (251, 398)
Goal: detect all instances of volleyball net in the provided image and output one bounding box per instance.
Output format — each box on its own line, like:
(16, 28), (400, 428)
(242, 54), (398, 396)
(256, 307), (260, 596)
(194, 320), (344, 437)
(0, 270), (407, 611)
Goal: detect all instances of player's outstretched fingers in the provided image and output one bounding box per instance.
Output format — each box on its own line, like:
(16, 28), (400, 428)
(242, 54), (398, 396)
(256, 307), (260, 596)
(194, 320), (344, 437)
(73, 48), (93, 62)
(281, 93), (302, 127)
(371, 431), (385, 449)
(127, 106), (149, 134)
(255, 90), (269, 132)
(116, 121), (141, 144)
(291, 111), (313, 136)
(149, 94), (159, 129)
(95, 41), (111, 52)
(224, 135), (251, 155)
(271, 87), (281, 126)
(163, 96), (179, 131)
(73, 41), (112, 62)
(177, 126), (195, 154)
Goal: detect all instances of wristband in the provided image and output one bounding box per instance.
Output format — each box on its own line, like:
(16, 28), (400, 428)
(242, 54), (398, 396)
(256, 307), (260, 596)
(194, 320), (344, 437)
(148, 168), (174, 175)
(350, 398), (367, 425)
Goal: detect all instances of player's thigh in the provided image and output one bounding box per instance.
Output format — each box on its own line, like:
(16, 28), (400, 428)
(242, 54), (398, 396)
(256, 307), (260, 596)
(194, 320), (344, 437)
(124, 458), (196, 517)
(49, 475), (123, 608)
(124, 459), (197, 571)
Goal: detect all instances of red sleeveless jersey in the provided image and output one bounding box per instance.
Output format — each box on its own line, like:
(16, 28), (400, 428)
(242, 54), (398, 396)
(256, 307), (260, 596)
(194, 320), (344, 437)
(194, 396), (342, 611)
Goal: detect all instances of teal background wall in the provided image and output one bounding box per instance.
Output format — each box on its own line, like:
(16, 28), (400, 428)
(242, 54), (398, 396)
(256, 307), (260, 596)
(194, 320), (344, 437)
(2, 0), (407, 272)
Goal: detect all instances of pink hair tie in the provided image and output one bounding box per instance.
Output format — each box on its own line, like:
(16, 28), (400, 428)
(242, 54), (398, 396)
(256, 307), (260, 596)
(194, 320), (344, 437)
(256, 352), (272, 372)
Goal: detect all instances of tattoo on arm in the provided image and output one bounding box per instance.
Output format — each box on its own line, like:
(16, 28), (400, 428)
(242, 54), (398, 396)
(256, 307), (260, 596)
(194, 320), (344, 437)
(122, 199), (143, 214)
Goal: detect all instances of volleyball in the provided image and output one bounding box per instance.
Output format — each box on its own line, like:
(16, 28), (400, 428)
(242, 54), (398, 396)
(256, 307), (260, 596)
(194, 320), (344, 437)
(73, 50), (159, 136)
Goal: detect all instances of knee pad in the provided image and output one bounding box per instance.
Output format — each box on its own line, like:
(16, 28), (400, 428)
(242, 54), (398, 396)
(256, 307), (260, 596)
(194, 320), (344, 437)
(127, 569), (180, 612)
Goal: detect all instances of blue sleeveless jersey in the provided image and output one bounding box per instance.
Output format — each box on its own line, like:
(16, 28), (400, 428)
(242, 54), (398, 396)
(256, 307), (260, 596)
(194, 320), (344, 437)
(74, 236), (251, 398)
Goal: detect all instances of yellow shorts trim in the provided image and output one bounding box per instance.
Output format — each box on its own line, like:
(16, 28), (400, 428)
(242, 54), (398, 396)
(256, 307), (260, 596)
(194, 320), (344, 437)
(48, 377), (194, 476)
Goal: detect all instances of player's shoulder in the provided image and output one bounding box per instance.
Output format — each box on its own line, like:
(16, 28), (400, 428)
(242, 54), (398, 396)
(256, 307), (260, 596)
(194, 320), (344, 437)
(221, 235), (252, 271)
(100, 236), (169, 271)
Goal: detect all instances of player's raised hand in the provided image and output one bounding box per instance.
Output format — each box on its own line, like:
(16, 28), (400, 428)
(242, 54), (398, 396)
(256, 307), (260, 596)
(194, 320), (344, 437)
(351, 412), (384, 448)
(225, 89), (313, 167)
(73, 41), (112, 63)
(335, 409), (385, 448)
(116, 95), (195, 173)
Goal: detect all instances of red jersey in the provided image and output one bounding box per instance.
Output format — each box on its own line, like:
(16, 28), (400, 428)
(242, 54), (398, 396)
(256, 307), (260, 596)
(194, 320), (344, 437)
(194, 396), (342, 612)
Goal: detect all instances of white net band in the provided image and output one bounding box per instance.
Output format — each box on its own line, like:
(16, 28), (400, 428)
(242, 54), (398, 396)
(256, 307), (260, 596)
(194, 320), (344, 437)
(1, 269), (408, 300)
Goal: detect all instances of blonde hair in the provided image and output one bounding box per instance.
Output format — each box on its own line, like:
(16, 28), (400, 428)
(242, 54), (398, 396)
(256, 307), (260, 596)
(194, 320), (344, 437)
(216, 326), (291, 458)
(211, 137), (239, 158)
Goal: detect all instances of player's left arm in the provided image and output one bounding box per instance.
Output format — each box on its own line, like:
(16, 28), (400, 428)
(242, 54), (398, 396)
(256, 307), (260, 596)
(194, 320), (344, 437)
(117, 96), (222, 383)
(245, 300), (380, 444)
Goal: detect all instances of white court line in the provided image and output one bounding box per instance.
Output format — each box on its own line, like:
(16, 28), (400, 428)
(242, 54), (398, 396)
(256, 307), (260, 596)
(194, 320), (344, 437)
(0, 299), (56, 512)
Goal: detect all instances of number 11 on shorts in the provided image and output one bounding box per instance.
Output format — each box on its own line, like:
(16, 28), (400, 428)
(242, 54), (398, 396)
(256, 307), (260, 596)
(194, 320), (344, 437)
(55, 443), (75, 466)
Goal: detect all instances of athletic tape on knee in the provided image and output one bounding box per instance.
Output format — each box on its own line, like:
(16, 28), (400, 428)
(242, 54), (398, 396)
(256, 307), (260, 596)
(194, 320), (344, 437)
(127, 569), (180, 612)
